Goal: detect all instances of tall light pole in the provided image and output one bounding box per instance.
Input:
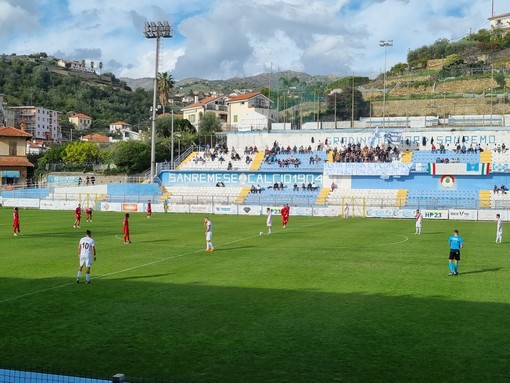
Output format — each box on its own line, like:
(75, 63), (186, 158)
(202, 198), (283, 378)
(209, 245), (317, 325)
(379, 40), (393, 128)
(170, 109), (174, 169)
(144, 21), (172, 182)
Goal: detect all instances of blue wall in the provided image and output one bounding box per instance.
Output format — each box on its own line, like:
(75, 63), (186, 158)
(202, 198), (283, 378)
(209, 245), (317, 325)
(107, 183), (161, 195)
(351, 174), (510, 191)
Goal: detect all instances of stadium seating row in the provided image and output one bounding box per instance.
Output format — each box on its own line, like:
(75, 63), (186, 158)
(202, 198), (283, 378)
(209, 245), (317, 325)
(411, 150), (480, 164)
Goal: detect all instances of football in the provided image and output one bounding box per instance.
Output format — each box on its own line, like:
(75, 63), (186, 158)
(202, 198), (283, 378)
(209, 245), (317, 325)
(259, 232), (263, 236)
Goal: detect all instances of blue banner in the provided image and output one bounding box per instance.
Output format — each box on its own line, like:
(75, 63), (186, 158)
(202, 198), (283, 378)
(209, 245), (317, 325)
(160, 171), (323, 187)
(323, 162), (412, 176)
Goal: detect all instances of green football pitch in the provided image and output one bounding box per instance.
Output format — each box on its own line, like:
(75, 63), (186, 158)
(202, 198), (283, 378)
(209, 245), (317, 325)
(1, 209), (509, 383)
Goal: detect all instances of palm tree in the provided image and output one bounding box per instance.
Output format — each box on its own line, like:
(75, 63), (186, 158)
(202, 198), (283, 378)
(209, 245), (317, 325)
(90, 61), (95, 73)
(99, 62), (103, 75)
(157, 72), (175, 115)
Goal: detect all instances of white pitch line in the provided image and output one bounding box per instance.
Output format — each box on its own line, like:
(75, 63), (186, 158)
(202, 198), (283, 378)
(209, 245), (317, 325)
(0, 218), (333, 304)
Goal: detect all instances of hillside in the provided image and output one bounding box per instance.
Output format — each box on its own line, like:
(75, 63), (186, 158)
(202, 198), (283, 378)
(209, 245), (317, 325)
(0, 53), (153, 132)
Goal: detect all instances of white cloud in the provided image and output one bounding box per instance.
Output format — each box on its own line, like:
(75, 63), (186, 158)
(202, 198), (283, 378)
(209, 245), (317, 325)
(0, 0), (497, 80)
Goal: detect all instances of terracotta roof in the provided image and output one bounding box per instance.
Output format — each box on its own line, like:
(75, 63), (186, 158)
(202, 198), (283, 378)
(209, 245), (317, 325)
(227, 92), (262, 102)
(81, 133), (109, 143)
(182, 96), (221, 110)
(70, 113), (92, 119)
(0, 156), (34, 167)
(0, 126), (32, 138)
(110, 121), (131, 126)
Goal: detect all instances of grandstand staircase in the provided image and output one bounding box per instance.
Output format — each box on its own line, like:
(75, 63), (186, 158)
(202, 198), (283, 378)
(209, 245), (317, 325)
(235, 187), (251, 204)
(396, 189), (408, 207)
(316, 188), (331, 205)
(249, 152), (265, 171)
(177, 151), (198, 170)
(401, 150), (413, 163)
(479, 190), (491, 208)
(159, 190), (171, 203)
(480, 150), (492, 163)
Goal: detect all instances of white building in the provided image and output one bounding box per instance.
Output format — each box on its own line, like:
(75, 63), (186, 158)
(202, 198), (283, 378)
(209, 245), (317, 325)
(489, 13), (510, 30)
(5, 106), (61, 141)
(109, 121), (141, 141)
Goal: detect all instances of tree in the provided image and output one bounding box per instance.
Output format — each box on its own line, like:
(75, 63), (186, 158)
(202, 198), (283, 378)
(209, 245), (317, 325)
(99, 62), (103, 75)
(494, 72), (506, 89)
(90, 61), (95, 73)
(37, 144), (66, 170)
(199, 112), (221, 134)
(157, 72), (175, 115)
(324, 87), (369, 121)
(111, 141), (151, 174)
(62, 141), (101, 166)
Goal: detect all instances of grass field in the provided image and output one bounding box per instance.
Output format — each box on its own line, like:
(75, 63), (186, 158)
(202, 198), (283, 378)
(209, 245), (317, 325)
(1, 209), (509, 383)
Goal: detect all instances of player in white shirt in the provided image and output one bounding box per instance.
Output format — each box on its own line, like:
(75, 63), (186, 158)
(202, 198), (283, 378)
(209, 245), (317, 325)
(77, 230), (96, 284)
(415, 209), (423, 235)
(266, 208), (273, 235)
(496, 213), (503, 243)
(204, 217), (214, 252)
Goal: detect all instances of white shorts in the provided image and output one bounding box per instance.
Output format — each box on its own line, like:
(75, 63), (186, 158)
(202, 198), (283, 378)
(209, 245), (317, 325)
(206, 232), (212, 241)
(79, 255), (92, 268)
(416, 222), (422, 228)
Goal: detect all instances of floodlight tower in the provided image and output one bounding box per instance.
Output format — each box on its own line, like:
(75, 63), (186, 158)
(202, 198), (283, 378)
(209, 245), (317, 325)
(379, 40), (393, 128)
(144, 21), (172, 182)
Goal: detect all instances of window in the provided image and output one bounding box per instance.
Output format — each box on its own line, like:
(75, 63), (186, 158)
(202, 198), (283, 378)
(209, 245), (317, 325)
(233, 115), (238, 123)
(9, 141), (17, 156)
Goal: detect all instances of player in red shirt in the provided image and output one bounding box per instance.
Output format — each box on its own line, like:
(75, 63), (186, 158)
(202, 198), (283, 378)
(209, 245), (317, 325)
(73, 204), (82, 228)
(13, 207), (21, 236)
(146, 200), (152, 218)
(123, 213), (131, 244)
(85, 207), (93, 222)
(281, 203), (290, 228)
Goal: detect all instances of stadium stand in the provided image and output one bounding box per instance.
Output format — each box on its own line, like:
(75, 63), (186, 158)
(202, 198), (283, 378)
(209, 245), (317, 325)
(244, 187), (320, 207)
(411, 150), (480, 164)
(327, 189), (400, 207)
(164, 186), (243, 204)
(405, 190), (479, 209)
(259, 151), (327, 172)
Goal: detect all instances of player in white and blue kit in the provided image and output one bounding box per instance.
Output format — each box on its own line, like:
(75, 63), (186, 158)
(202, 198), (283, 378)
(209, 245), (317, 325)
(448, 230), (463, 276)
(204, 217), (214, 252)
(266, 208), (272, 235)
(496, 214), (503, 243)
(77, 230), (96, 284)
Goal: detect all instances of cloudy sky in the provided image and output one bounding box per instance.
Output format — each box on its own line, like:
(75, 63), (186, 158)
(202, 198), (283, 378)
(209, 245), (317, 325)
(0, 0), (499, 80)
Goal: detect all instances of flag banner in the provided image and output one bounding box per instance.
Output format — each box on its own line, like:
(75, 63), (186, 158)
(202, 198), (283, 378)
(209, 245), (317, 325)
(383, 131), (403, 144)
(429, 163), (490, 175)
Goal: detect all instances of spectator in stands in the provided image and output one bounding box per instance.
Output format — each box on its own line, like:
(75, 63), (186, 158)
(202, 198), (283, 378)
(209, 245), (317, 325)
(331, 182), (337, 191)
(502, 143), (507, 152)
(78, 177), (82, 186)
(245, 156), (251, 164)
(501, 184), (508, 194)
(227, 161), (233, 171)
(86, 176), (90, 185)
(476, 143), (481, 153)
(307, 182), (312, 191)
(494, 185), (499, 194)
(279, 181), (284, 190)
(273, 182), (279, 191)
(293, 183), (299, 191)
(312, 181), (317, 191)
(257, 184), (262, 193)
(251, 184), (257, 193)
(219, 155), (225, 163)
(91, 176), (95, 185)
(431, 144), (437, 153)
(310, 155), (315, 165)
(439, 143), (445, 154)
(302, 182), (306, 191)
